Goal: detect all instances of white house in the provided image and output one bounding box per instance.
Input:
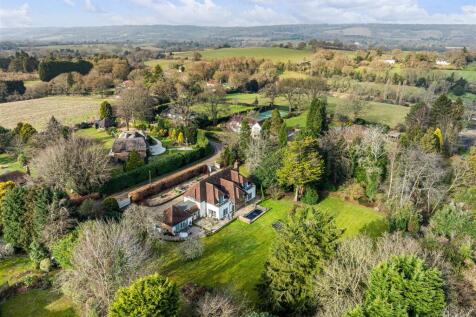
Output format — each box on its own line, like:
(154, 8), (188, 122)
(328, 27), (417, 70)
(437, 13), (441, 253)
(227, 115), (262, 139)
(183, 168), (256, 220)
(251, 122), (262, 138)
(436, 60), (451, 66)
(160, 201), (198, 235)
(383, 59), (396, 65)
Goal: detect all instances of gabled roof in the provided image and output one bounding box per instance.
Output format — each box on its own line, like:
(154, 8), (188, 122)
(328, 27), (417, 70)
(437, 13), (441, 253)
(111, 131), (147, 153)
(185, 168), (249, 205)
(162, 203), (198, 226)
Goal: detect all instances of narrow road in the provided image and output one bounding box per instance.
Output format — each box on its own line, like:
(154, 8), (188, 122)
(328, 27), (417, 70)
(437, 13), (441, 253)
(112, 141), (223, 201)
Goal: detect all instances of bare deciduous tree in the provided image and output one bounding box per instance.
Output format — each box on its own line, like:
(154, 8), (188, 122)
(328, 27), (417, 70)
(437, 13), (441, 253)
(196, 290), (247, 317)
(179, 238), (204, 261)
(58, 206), (151, 315)
(202, 86), (226, 126)
(118, 84), (152, 130)
(33, 137), (111, 195)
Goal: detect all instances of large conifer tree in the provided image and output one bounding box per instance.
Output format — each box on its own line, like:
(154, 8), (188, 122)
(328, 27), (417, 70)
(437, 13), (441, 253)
(306, 98), (328, 137)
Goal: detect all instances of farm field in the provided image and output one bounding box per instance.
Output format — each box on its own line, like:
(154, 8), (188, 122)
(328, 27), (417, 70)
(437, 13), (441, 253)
(157, 197), (386, 302)
(285, 96), (409, 128)
(173, 47), (313, 63)
(0, 96), (111, 130)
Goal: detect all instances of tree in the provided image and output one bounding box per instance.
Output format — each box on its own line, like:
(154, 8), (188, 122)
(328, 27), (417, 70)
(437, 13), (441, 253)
(59, 209), (151, 315)
(349, 96), (364, 120)
(33, 137), (111, 195)
(351, 256), (445, 317)
(262, 83), (278, 106)
(239, 119), (252, 154)
(278, 123), (288, 147)
(177, 132), (185, 145)
(0, 186), (31, 250)
(51, 229), (79, 269)
(270, 109), (284, 136)
(196, 290), (246, 317)
(118, 84), (152, 130)
(179, 238), (204, 261)
(254, 149), (283, 190)
(109, 274), (179, 317)
(277, 137), (324, 201)
(202, 86), (225, 125)
(306, 98), (328, 137)
(124, 150), (144, 172)
(99, 101), (113, 120)
(430, 95), (464, 154)
(257, 207), (343, 315)
(277, 79), (303, 113)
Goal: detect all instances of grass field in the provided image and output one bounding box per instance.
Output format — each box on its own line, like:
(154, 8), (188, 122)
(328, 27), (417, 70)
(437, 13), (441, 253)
(157, 197), (386, 301)
(0, 96), (111, 130)
(436, 69), (476, 82)
(285, 96), (409, 128)
(0, 256), (33, 285)
(0, 289), (78, 317)
(23, 80), (42, 88)
(173, 47), (313, 63)
(0, 152), (23, 175)
(191, 102), (255, 119)
(74, 128), (115, 149)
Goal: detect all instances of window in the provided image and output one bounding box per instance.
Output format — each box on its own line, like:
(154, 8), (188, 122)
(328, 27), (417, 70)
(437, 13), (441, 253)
(223, 208), (228, 215)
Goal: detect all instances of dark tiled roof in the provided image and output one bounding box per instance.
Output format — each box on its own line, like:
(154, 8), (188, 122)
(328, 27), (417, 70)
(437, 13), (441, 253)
(185, 168), (249, 205)
(162, 204), (197, 226)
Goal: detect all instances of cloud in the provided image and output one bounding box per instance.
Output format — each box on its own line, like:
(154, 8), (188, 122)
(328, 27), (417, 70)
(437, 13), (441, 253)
(84, 0), (96, 12)
(0, 3), (31, 28)
(63, 0), (75, 6)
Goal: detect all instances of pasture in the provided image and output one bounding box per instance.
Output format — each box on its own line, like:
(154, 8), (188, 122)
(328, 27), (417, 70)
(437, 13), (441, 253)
(173, 47), (313, 63)
(436, 69), (476, 82)
(157, 197), (386, 302)
(0, 96), (111, 130)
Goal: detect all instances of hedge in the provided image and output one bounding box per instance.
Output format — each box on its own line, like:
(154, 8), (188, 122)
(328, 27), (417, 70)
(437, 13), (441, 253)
(101, 142), (213, 195)
(38, 59), (93, 82)
(129, 164), (208, 203)
(1, 80), (26, 95)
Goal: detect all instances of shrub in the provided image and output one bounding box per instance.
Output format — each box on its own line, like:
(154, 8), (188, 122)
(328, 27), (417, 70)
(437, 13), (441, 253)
(29, 240), (48, 269)
(302, 187), (319, 205)
(179, 238), (204, 261)
(109, 273), (179, 317)
(99, 101), (113, 120)
(51, 230), (79, 269)
(39, 258), (52, 272)
(124, 151), (144, 172)
(102, 197), (121, 219)
(389, 206), (421, 234)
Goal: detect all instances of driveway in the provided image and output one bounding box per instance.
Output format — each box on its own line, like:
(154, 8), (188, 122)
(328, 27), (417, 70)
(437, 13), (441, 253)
(112, 140), (223, 201)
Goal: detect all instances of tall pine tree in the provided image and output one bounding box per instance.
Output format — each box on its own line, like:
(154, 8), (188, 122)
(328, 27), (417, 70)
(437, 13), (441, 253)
(306, 98), (328, 137)
(257, 207), (343, 316)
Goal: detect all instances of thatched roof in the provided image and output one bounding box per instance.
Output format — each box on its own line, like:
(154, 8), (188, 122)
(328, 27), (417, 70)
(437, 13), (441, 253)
(111, 131), (147, 153)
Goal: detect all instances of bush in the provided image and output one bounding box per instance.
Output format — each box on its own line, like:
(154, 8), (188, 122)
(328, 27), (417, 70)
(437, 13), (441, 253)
(51, 230), (79, 269)
(302, 187), (319, 205)
(102, 197), (121, 219)
(101, 142), (213, 195)
(29, 240), (48, 269)
(124, 151), (144, 172)
(389, 207), (421, 234)
(179, 238), (204, 261)
(39, 258), (52, 272)
(109, 273), (179, 317)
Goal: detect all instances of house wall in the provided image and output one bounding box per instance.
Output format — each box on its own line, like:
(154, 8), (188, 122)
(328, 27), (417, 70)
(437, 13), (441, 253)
(204, 201), (234, 220)
(171, 217), (193, 235)
(245, 185), (257, 202)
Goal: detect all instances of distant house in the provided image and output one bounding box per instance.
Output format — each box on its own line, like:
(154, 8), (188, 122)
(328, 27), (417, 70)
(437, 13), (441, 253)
(160, 201), (199, 235)
(110, 131), (148, 161)
(183, 168), (256, 221)
(383, 59), (396, 65)
(227, 115), (262, 138)
(436, 60), (450, 66)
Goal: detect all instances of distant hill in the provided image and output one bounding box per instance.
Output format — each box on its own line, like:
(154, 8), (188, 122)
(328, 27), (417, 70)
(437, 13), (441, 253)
(2, 24), (476, 50)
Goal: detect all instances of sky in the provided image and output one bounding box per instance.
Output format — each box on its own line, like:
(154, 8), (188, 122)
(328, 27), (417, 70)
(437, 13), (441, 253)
(0, 0), (475, 28)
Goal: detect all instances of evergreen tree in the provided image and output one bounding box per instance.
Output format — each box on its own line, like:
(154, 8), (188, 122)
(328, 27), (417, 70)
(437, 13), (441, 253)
(99, 101), (113, 119)
(240, 119), (252, 153)
(306, 98), (328, 137)
(278, 123), (288, 147)
(1, 186), (31, 250)
(270, 109), (284, 136)
(348, 256), (445, 317)
(277, 137), (324, 201)
(257, 207), (343, 316)
(109, 273), (179, 317)
(124, 151), (144, 172)
(177, 132), (185, 145)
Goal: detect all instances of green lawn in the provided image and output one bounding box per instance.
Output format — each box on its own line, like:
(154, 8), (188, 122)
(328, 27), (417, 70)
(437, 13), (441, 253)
(0, 289), (78, 317)
(74, 127), (115, 149)
(0, 256), (33, 285)
(174, 47), (313, 63)
(436, 69), (476, 82)
(285, 96), (409, 129)
(157, 197), (386, 301)
(0, 152), (23, 175)
(192, 102), (255, 119)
